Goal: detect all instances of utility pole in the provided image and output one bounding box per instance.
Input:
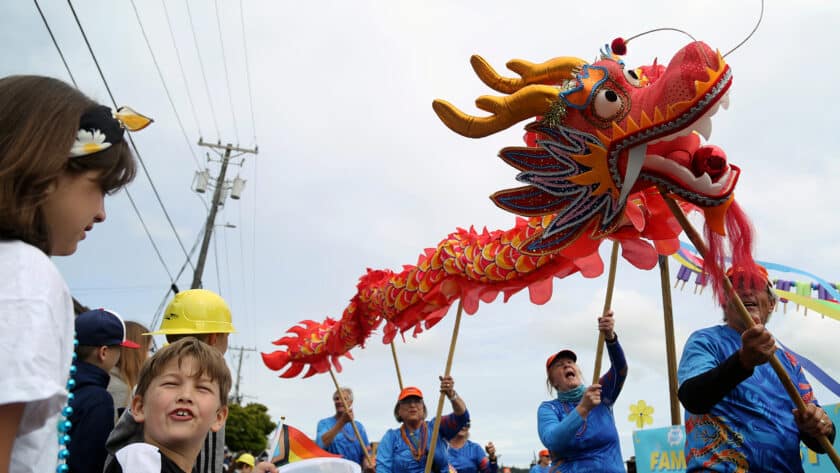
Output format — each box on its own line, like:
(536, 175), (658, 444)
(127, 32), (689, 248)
(191, 139), (258, 289)
(230, 345), (257, 405)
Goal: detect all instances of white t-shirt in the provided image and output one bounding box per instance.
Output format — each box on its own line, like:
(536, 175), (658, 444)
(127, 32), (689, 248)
(0, 240), (74, 473)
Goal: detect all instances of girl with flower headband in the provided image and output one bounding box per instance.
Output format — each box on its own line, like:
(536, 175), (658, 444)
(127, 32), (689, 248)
(0, 75), (149, 473)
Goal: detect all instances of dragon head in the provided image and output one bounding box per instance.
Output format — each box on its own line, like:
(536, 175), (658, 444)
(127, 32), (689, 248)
(434, 41), (737, 255)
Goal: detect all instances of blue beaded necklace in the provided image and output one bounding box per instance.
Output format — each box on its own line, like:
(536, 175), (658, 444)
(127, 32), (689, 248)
(56, 335), (78, 473)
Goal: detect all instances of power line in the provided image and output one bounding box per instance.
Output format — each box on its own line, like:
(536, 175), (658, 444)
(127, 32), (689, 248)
(161, 0), (204, 140)
(149, 226), (205, 331)
(72, 284), (162, 292)
(237, 201), (254, 347)
(66, 0), (196, 272)
(124, 190), (176, 282)
(35, 1), (176, 283)
(33, 0), (77, 88)
(189, 140), (256, 290)
(128, 0), (201, 171)
(250, 149), (259, 347)
(238, 0), (257, 147)
(184, 0), (221, 140)
(213, 0), (239, 144)
(229, 345), (257, 405)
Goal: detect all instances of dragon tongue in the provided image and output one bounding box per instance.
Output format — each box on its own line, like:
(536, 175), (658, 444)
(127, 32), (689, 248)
(703, 195), (734, 236)
(618, 145), (646, 207)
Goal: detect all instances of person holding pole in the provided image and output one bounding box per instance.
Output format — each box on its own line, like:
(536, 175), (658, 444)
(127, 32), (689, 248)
(316, 387), (373, 471)
(447, 421), (497, 473)
(677, 264), (835, 472)
(376, 376), (468, 473)
(537, 310), (627, 472)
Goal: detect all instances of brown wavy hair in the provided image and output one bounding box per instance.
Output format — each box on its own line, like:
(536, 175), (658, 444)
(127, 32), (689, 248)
(115, 321), (151, 392)
(0, 75), (136, 254)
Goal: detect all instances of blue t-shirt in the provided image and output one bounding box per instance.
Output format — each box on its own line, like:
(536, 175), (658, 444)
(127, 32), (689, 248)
(448, 439), (496, 473)
(376, 411), (469, 473)
(678, 325), (819, 473)
(529, 465), (550, 473)
(315, 416), (370, 466)
(537, 339), (627, 473)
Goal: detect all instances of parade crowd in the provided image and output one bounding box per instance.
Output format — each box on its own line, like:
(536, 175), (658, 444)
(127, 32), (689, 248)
(1, 75), (837, 473)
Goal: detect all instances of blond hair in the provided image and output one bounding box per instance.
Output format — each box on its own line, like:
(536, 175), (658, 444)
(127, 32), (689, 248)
(135, 338), (231, 406)
(115, 321), (151, 391)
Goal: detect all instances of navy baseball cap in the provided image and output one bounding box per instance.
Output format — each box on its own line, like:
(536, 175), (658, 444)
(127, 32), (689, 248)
(76, 309), (140, 348)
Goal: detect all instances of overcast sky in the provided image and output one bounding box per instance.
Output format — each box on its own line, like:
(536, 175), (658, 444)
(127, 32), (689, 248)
(4, 0), (840, 467)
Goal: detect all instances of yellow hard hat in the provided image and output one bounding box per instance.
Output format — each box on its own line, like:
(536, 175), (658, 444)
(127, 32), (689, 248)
(146, 289), (236, 335)
(235, 453), (255, 467)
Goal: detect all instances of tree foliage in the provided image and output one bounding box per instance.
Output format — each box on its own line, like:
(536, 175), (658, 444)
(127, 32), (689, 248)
(225, 402), (276, 454)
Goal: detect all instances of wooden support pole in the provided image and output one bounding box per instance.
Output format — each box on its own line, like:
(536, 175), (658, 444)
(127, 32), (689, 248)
(424, 301), (464, 473)
(391, 340), (404, 391)
(592, 241), (620, 383)
(658, 255), (681, 425)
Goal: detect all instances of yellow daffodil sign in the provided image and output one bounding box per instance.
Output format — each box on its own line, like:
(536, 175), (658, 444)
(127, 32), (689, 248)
(629, 400), (655, 429)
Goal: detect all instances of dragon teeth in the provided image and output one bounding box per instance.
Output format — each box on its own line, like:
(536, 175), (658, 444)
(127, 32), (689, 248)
(694, 116), (712, 141)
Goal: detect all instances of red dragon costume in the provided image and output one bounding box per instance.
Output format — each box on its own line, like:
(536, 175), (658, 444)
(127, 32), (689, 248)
(263, 40), (750, 378)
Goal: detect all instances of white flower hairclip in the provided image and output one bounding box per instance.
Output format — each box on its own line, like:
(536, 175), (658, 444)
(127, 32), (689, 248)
(70, 105), (153, 158)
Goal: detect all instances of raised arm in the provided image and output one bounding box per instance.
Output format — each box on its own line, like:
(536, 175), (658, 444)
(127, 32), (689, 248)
(597, 311), (627, 404)
(480, 442), (499, 473)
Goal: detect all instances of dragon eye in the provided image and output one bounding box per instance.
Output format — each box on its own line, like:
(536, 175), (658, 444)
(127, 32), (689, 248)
(593, 88), (624, 119)
(623, 68), (642, 87)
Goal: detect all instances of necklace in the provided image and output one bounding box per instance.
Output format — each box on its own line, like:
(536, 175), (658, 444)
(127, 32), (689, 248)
(56, 335), (78, 473)
(400, 423), (428, 461)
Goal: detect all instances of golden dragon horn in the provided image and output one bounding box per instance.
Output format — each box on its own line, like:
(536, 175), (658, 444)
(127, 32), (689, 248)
(470, 55), (588, 94)
(432, 84), (559, 138)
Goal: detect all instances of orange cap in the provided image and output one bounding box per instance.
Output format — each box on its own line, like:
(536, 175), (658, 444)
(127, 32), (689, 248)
(725, 264), (768, 281)
(726, 264), (771, 291)
(545, 349), (577, 371)
(398, 386), (423, 401)
(539, 449), (549, 457)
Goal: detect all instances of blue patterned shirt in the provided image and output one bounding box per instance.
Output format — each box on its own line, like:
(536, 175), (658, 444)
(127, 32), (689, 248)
(678, 324), (818, 472)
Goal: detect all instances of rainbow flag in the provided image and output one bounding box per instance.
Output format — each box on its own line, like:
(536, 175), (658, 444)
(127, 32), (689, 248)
(269, 422), (340, 466)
